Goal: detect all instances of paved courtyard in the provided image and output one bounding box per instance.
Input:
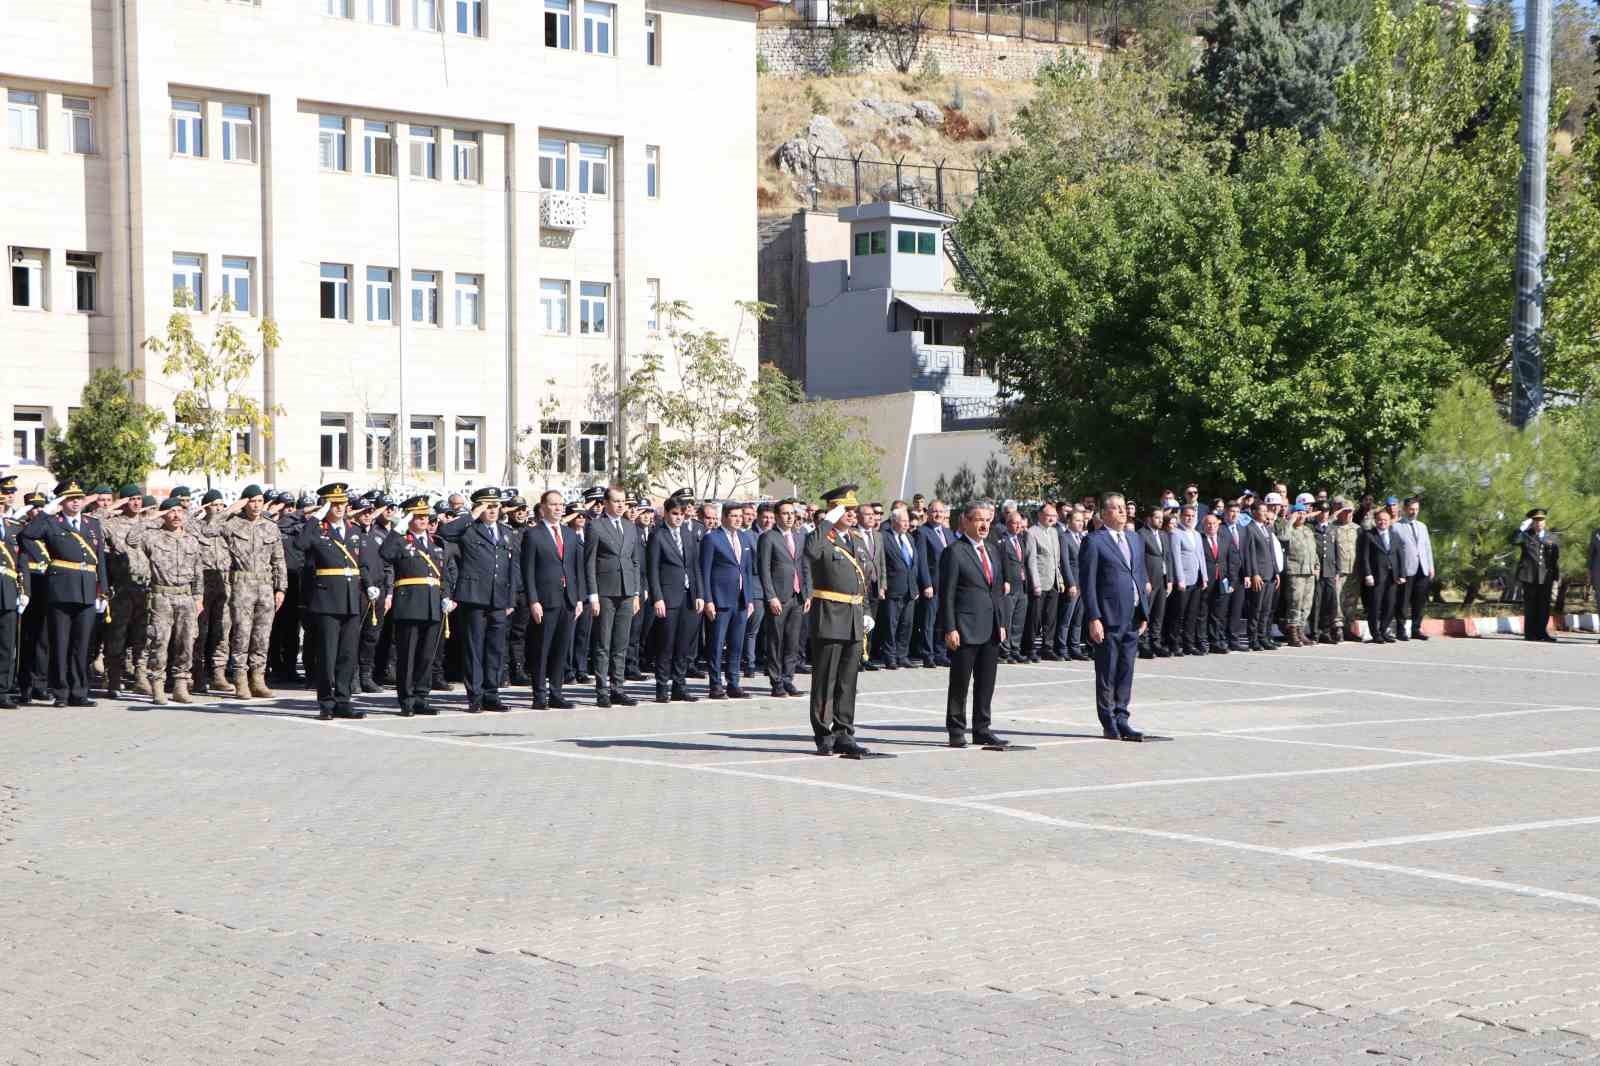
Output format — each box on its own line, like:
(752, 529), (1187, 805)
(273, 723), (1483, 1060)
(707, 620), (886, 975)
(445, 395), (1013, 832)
(3, 637), (1600, 1064)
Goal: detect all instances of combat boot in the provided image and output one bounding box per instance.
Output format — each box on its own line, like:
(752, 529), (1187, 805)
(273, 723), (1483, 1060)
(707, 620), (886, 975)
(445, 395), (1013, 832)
(151, 682), (168, 705)
(103, 664), (122, 700)
(172, 680), (193, 704)
(358, 669), (380, 694)
(234, 669), (252, 700)
(249, 670), (274, 699)
(132, 669), (153, 696)
(211, 666), (230, 693)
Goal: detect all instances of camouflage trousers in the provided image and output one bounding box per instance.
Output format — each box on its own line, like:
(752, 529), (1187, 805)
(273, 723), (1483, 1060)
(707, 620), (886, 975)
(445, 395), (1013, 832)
(1338, 572), (1362, 630)
(230, 576), (277, 672)
(193, 570), (231, 679)
(147, 588), (198, 680)
(1285, 574), (1318, 628)
(103, 585), (149, 682)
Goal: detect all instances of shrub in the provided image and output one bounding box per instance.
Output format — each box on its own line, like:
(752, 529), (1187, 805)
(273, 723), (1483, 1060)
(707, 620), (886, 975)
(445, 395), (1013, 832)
(827, 30), (854, 75)
(940, 105), (988, 141)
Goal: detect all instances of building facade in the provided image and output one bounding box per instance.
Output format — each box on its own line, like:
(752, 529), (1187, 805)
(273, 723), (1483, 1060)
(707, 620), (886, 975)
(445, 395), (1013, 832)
(1, 0), (763, 495)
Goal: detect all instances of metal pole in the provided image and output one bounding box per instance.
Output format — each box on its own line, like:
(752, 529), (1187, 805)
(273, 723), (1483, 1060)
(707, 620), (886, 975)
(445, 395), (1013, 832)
(852, 151), (862, 206)
(935, 161), (945, 214)
(1511, 0), (1551, 427)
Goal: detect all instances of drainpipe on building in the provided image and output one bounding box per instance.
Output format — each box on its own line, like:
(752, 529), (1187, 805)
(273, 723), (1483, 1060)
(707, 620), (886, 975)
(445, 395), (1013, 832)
(119, 0), (135, 379)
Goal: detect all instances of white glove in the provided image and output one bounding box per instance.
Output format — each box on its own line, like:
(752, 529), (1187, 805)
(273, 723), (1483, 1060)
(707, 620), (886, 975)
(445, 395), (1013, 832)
(17, 594), (27, 612)
(442, 597), (456, 612)
(94, 597), (107, 614)
(824, 505), (846, 525)
(43, 501), (61, 516)
(1519, 518), (1533, 531)
(316, 503), (332, 522)
(862, 613), (875, 634)
(366, 586), (380, 602)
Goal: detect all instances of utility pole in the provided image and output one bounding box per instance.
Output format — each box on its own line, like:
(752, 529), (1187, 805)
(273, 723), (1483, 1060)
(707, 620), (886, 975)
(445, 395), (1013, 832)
(1510, 0), (1552, 428)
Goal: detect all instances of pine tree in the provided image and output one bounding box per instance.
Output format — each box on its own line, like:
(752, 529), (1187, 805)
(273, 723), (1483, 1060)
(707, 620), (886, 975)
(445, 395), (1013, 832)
(44, 369), (164, 489)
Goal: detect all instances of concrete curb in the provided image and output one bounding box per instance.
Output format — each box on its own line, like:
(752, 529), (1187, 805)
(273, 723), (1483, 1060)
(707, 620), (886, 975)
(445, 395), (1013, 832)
(1333, 613), (1598, 640)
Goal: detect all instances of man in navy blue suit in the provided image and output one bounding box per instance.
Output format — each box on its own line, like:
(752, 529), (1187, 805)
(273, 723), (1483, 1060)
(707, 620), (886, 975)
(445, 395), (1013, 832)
(1079, 492), (1152, 741)
(914, 500), (952, 668)
(700, 501), (758, 699)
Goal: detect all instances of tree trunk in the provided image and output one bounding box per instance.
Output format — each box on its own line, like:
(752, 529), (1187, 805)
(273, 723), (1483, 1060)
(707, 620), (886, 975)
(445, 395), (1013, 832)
(1461, 582), (1479, 607)
(1556, 578), (1570, 613)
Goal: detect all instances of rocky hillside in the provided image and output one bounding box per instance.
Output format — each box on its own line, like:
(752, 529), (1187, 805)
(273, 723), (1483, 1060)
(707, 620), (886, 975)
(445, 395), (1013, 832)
(758, 73), (1034, 215)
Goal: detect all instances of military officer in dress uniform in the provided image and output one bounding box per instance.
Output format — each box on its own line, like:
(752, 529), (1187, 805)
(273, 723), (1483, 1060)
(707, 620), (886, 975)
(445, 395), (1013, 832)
(1515, 508), (1560, 642)
(20, 480), (109, 707)
(294, 483), (367, 719)
(0, 490), (30, 709)
(804, 486), (873, 758)
(438, 486), (521, 712)
(380, 495), (456, 716)
(16, 489), (52, 703)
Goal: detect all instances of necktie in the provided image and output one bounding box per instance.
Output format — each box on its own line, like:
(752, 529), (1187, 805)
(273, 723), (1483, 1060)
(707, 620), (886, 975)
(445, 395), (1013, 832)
(1011, 535), (1021, 562)
(785, 531), (798, 593)
(614, 517), (622, 536)
(553, 523), (563, 559)
(490, 523), (498, 545)
(935, 527), (945, 549)
(977, 540), (992, 585)
(673, 528), (686, 586)
(901, 534), (912, 563)
(1117, 532), (1130, 567)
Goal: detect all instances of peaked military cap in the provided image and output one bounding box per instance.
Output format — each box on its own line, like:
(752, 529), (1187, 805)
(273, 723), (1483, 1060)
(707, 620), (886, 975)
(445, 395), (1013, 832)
(470, 486), (502, 505)
(54, 480), (85, 500)
(1526, 508), (1547, 520)
(317, 482), (350, 504)
(822, 484), (859, 507)
(401, 494), (432, 516)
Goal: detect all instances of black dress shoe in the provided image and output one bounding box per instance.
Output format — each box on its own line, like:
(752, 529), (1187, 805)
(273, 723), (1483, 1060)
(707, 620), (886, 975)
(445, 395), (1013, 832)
(655, 693), (671, 704)
(861, 661), (878, 671)
(1171, 648), (1186, 658)
(1102, 726), (1121, 740)
(973, 734), (1009, 749)
(625, 671), (646, 682)
(1115, 716), (1143, 741)
(771, 686), (787, 698)
(1395, 633), (1410, 641)
(350, 709), (367, 720)
(68, 697), (97, 707)
(486, 698), (511, 711)
(531, 697), (548, 710)
(783, 682), (802, 697)
(550, 698), (576, 709)
(948, 734), (969, 748)
(675, 689), (699, 703)
(814, 740), (835, 756)
(575, 672), (591, 684)
(400, 704), (415, 717)
(612, 691), (638, 706)
(318, 707), (333, 720)
(595, 691), (612, 708)
(1138, 648), (1154, 660)
(707, 686), (726, 700)
(1540, 634), (1559, 643)
(727, 687), (751, 699)
(834, 739), (872, 758)
(922, 660), (937, 669)
(1154, 647), (1171, 658)
(417, 704), (439, 715)
(466, 701), (484, 714)
(1413, 632), (1430, 641)
(687, 668), (708, 679)
(0, 697), (15, 709)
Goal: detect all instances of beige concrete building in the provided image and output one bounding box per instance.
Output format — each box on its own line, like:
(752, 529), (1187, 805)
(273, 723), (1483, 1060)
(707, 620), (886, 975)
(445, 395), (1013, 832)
(1, 0), (764, 496)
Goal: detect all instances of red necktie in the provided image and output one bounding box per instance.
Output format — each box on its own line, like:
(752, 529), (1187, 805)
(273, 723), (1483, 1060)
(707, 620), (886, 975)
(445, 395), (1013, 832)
(554, 524), (563, 559)
(977, 541), (992, 585)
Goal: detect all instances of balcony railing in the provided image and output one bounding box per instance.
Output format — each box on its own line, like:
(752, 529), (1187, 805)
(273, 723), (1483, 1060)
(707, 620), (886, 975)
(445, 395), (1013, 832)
(912, 343), (971, 388)
(541, 191), (588, 230)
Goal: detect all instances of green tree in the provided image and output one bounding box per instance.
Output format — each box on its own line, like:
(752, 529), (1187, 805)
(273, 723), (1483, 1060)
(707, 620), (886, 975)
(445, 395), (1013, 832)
(861, 0), (946, 74)
(753, 365), (884, 502)
(145, 291), (282, 487)
(515, 378), (566, 491)
(44, 369), (165, 488)
(933, 463), (977, 505)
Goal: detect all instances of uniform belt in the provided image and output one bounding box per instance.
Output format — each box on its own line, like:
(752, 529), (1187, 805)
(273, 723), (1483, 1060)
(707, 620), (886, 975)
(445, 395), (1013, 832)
(50, 560), (95, 573)
(394, 577), (440, 588)
(152, 584), (193, 595)
(812, 589), (863, 605)
(315, 567), (360, 577)
(27, 562), (48, 573)
(0, 567), (15, 580)
(232, 570), (274, 578)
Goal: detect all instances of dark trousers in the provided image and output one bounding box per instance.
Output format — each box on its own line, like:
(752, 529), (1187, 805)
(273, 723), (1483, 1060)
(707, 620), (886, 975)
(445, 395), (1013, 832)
(1056, 592), (1084, 654)
(268, 571), (301, 678)
(47, 601), (96, 702)
(1227, 586), (1247, 646)
(1023, 590), (1057, 657)
(1524, 579), (1554, 639)
(1396, 572), (1430, 636)
(1091, 617), (1140, 730)
(1143, 583), (1169, 650)
(744, 606), (761, 672)
(508, 597), (530, 677)
(946, 634), (999, 739)
(654, 600), (699, 692)
(308, 611), (360, 710)
(590, 595), (634, 688)
(18, 581), (49, 696)
(1176, 584), (1206, 649)
(393, 620), (440, 710)
(809, 637), (859, 743)
(1245, 581), (1276, 647)
(570, 607), (593, 678)
(1206, 583), (1231, 647)
(1163, 586), (1189, 650)
(1002, 593), (1028, 659)
(530, 602), (575, 700)
(0, 607), (15, 698)
(916, 593), (943, 664)
(358, 600), (385, 675)
(706, 605), (750, 689)
(460, 602), (507, 703)
(764, 597), (803, 686)
(1364, 576), (1397, 639)
(627, 598), (647, 675)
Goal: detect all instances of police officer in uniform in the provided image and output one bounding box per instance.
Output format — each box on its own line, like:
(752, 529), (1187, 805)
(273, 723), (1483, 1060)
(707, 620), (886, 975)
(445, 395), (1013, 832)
(270, 492), (307, 685)
(380, 495), (456, 715)
(295, 483), (367, 719)
(1515, 508), (1559, 642)
(504, 496), (533, 686)
(804, 486), (874, 758)
(20, 480), (109, 707)
(438, 486), (520, 712)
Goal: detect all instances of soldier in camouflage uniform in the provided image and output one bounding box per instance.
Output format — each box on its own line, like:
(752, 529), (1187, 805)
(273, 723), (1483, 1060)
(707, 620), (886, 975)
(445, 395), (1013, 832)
(218, 484), (287, 700)
(191, 490), (232, 692)
(128, 498), (205, 704)
(1282, 504), (1320, 647)
(1332, 500), (1361, 642)
(100, 486), (151, 698)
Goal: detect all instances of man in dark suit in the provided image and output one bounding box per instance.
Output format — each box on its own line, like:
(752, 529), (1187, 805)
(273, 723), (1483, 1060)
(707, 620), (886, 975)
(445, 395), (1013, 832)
(1080, 493), (1152, 741)
(1515, 508), (1560, 642)
(520, 489), (585, 709)
(1242, 501), (1281, 651)
(21, 479), (112, 708)
(700, 502), (757, 699)
(1360, 507), (1402, 644)
(1200, 511), (1238, 654)
(1137, 508), (1172, 657)
(997, 509), (1030, 663)
(438, 486), (521, 712)
(757, 499), (809, 698)
(914, 501), (952, 668)
(647, 493), (703, 702)
(879, 505), (920, 668)
(1056, 506), (1087, 660)
(583, 485), (642, 707)
(940, 501), (1010, 748)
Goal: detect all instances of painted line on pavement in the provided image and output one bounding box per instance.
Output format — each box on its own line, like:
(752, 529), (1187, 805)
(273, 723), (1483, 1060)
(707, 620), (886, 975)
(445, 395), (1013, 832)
(1295, 815), (1600, 855)
(961, 757), (1460, 801)
(1212, 705), (1582, 733)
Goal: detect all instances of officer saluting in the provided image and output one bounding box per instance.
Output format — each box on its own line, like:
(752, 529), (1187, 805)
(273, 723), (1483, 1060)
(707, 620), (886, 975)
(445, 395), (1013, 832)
(20, 480), (108, 707)
(1515, 508), (1559, 643)
(380, 495), (456, 716)
(0, 481), (29, 709)
(804, 485), (876, 759)
(294, 483), (366, 719)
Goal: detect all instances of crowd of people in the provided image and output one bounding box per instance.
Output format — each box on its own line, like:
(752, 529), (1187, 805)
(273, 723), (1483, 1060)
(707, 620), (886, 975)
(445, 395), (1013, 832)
(0, 474), (1569, 755)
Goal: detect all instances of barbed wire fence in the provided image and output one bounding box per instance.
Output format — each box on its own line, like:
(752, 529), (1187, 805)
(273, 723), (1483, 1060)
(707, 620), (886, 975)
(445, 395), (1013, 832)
(796, 148), (986, 215)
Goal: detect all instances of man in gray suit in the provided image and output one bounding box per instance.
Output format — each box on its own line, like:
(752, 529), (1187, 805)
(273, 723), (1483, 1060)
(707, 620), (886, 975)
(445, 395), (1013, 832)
(584, 485), (642, 707)
(1055, 506), (1087, 660)
(758, 498), (810, 698)
(1165, 504), (1208, 655)
(1391, 495), (1435, 641)
(1023, 504), (1063, 660)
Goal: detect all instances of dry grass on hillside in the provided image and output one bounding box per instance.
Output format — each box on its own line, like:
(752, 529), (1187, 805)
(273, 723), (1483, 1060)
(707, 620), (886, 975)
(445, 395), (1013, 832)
(757, 73), (1033, 214)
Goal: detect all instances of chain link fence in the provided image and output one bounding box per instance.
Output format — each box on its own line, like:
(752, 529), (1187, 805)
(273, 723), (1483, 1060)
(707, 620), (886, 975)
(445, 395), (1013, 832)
(798, 149), (985, 215)
(761, 0), (1165, 51)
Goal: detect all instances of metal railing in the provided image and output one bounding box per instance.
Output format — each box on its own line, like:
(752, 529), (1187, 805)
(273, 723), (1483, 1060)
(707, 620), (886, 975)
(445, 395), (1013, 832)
(941, 395), (1005, 429)
(799, 149), (984, 215)
(760, 0), (1160, 50)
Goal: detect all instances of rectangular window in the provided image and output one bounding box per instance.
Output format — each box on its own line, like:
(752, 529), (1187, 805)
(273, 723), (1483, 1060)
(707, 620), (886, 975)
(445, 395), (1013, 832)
(853, 232), (869, 257)
(645, 13), (659, 65)
(539, 279), (569, 334)
(10, 248), (46, 309)
(582, 1), (613, 54)
(578, 281), (608, 335)
(455, 416), (482, 470)
(410, 269), (440, 324)
(222, 104), (254, 162)
(455, 0), (483, 35)
(539, 419), (569, 474)
(172, 98), (204, 157)
(897, 230), (915, 254)
(415, 0), (439, 30)
(222, 256), (253, 314)
(452, 129), (480, 182)
(233, 423), (254, 461)
(365, 415), (395, 470)
(319, 114), (347, 170)
(369, 0), (397, 23)
(363, 120), (395, 176)
(320, 413), (351, 469)
(454, 273), (482, 327)
(324, 0), (352, 15)
(13, 409), (47, 465)
(409, 415), (440, 471)
(870, 230), (887, 254)
(63, 97), (94, 154)
(172, 253), (205, 308)
(408, 124), (438, 179)
(918, 230), (936, 255)
(320, 262), (351, 320)
(577, 142), (608, 196)
(645, 144), (659, 198)
(544, 0), (571, 48)
(915, 316), (944, 345)
(538, 137), (568, 191)
(366, 266), (395, 322)
(578, 420), (608, 475)
(7, 90), (40, 149)
(67, 252), (97, 313)
(645, 277), (660, 331)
